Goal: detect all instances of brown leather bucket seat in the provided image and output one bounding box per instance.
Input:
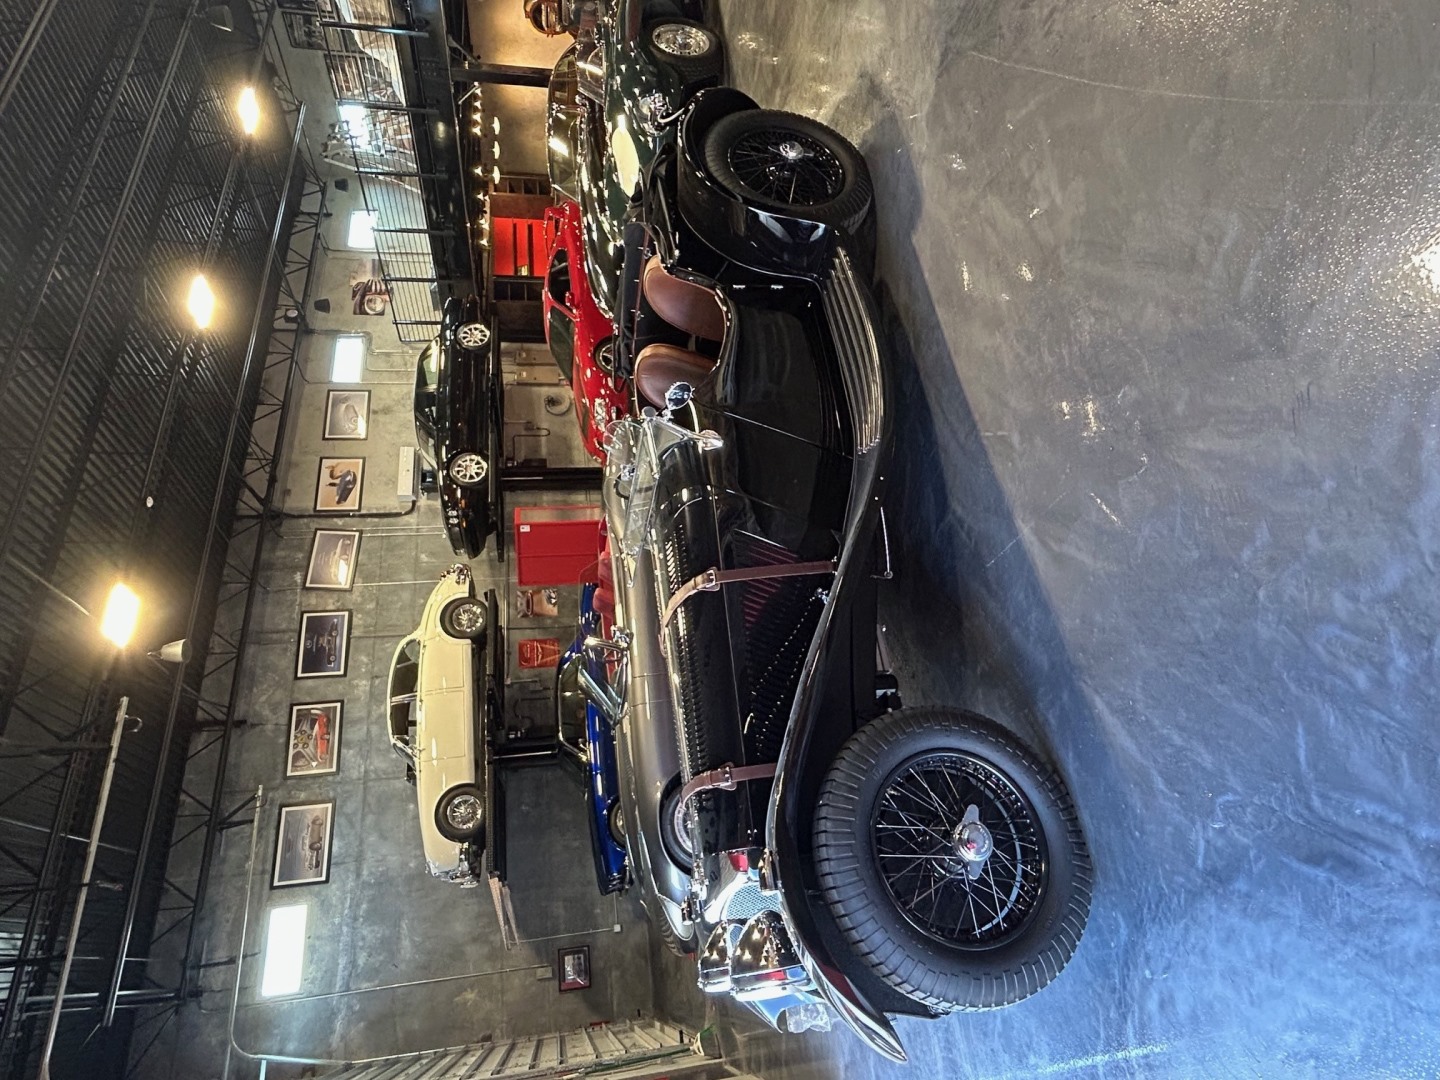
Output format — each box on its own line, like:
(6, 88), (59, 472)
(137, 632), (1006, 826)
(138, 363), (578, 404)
(633, 343), (715, 409)
(642, 255), (725, 342)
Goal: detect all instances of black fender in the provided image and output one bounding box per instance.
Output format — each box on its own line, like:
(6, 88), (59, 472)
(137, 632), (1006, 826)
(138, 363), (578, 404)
(673, 89), (840, 281)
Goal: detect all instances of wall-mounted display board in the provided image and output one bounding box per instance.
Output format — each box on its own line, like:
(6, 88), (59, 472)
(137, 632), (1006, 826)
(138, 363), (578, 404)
(315, 457), (365, 512)
(305, 529), (360, 590)
(287, 702), (342, 777)
(557, 945), (591, 992)
(324, 390), (370, 440)
(272, 801), (335, 888)
(296, 610), (351, 678)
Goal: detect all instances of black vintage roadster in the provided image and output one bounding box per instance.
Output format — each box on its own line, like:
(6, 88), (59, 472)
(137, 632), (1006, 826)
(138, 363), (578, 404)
(593, 89), (1093, 1059)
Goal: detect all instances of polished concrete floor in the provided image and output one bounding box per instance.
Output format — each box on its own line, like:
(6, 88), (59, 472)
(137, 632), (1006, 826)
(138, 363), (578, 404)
(688, 1), (1440, 1077)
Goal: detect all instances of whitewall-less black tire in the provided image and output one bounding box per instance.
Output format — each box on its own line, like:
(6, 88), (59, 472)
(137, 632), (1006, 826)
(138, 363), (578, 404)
(440, 597), (486, 639)
(813, 707), (1092, 1011)
(435, 783), (486, 843)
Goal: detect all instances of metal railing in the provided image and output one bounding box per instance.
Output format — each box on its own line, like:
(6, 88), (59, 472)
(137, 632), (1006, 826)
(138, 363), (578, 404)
(309, 0), (476, 343)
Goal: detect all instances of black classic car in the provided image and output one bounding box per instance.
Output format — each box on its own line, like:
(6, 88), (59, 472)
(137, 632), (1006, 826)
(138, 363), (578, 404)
(588, 89), (1093, 1059)
(545, 0), (723, 316)
(413, 296), (502, 558)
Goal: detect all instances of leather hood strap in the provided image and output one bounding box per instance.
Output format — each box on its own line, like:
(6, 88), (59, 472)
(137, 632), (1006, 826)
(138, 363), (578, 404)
(659, 559), (835, 637)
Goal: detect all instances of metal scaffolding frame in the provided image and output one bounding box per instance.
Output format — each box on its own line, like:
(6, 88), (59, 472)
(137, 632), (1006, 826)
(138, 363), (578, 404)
(0, 0), (318, 1075)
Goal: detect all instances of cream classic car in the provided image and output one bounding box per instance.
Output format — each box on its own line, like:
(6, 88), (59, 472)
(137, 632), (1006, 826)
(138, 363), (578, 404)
(386, 564), (499, 887)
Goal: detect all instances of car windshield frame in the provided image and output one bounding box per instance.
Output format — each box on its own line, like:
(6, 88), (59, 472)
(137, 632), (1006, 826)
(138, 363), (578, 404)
(546, 45), (584, 202)
(413, 340), (443, 463)
(547, 307), (578, 382)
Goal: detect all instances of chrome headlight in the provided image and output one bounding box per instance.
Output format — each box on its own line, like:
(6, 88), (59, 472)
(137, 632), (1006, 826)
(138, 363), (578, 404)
(697, 921), (738, 994)
(730, 911), (809, 1000)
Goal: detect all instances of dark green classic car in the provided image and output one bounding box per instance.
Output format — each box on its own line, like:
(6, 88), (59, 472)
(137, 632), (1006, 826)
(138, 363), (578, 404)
(546, 0), (723, 317)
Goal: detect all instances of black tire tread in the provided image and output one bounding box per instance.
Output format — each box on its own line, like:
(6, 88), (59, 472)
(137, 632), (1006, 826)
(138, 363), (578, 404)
(813, 707), (1092, 1012)
(702, 108), (873, 230)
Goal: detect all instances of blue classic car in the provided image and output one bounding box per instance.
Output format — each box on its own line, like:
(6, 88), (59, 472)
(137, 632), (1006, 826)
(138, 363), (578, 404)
(556, 583), (628, 894)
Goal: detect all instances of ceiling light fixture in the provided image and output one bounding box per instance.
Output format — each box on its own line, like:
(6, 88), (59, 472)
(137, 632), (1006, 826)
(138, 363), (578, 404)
(99, 583), (141, 649)
(186, 273), (216, 330)
(237, 86), (260, 135)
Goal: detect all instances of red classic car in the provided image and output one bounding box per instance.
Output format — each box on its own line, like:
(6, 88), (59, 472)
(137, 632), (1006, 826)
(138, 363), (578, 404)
(543, 202), (630, 460)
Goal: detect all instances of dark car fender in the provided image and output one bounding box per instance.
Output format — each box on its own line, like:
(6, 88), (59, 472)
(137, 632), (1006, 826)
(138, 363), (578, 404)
(762, 258), (905, 1061)
(671, 88), (841, 281)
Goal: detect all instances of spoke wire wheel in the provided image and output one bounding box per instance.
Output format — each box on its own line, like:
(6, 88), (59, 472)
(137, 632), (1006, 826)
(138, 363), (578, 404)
(658, 775), (694, 871)
(651, 22), (714, 58)
(446, 794), (482, 832)
(872, 751), (1046, 949)
(443, 598), (485, 638)
(813, 708), (1091, 1012)
(726, 129), (844, 208)
(457, 322), (490, 349)
(435, 782), (486, 842)
(448, 452), (487, 487)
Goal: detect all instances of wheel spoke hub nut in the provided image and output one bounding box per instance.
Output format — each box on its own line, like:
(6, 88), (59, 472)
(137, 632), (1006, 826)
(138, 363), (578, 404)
(954, 820), (993, 862)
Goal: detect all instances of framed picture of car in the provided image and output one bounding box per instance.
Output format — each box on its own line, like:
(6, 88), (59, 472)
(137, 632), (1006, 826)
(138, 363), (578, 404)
(272, 801), (334, 888)
(314, 456), (364, 513)
(305, 529), (360, 591)
(296, 610), (350, 679)
(557, 944), (591, 992)
(286, 701), (341, 777)
(323, 389), (370, 440)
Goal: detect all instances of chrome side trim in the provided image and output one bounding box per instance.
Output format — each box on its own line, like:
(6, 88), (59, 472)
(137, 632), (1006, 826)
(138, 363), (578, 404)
(822, 247), (884, 454)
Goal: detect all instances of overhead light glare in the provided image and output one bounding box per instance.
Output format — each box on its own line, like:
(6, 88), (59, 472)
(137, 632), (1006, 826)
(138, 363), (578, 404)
(260, 904), (308, 997)
(491, 142), (501, 159)
(100, 583), (141, 649)
(186, 273), (216, 329)
(237, 86), (261, 135)
(491, 166), (501, 186)
(347, 209), (378, 249)
(331, 335), (366, 382)
(492, 116), (500, 135)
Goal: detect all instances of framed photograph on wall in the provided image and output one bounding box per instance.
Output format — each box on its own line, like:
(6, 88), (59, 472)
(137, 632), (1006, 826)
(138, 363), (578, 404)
(287, 701), (341, 777)
(305, 529), (360, 591)
(314, 456), (364, 513)
(271, 801), (334, 888)
(296, 610), (350, 679)
(323, 389), (370, 440)
(557, 945), (591, 992)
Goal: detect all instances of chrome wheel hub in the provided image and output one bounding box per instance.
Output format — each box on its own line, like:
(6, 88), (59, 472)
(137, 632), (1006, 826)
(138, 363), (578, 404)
(777, 139), (807, 162)
(652, 24), (709, 57)
(952, 805), (993, 880)
(452, 603), (482, 633)
(449, 453), (487, 485)
(457, 322), (490, 349)
(447, 795), (481, 830)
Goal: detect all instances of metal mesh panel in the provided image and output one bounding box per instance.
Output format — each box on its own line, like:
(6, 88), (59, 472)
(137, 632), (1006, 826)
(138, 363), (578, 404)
(308, 0), (455, 343)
